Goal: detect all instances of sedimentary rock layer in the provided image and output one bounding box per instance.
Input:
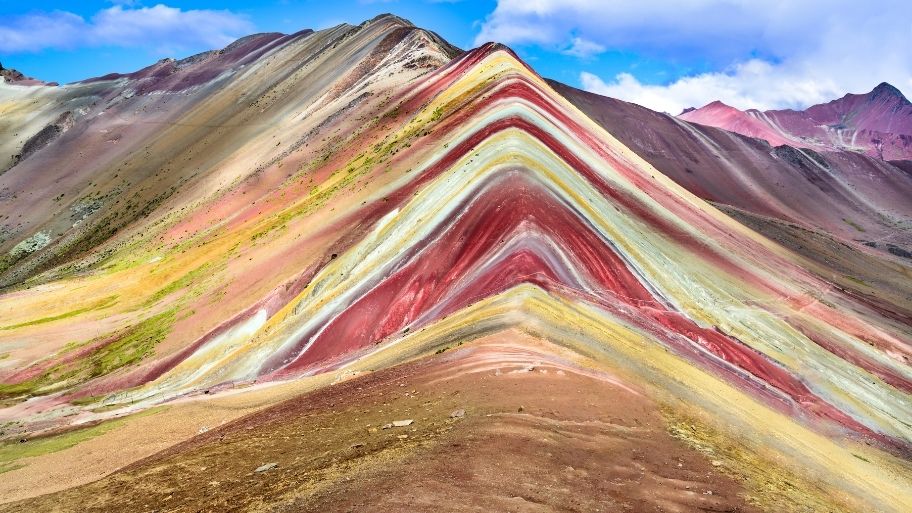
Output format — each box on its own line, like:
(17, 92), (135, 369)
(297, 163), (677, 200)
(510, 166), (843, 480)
(0, 16), (909, 512)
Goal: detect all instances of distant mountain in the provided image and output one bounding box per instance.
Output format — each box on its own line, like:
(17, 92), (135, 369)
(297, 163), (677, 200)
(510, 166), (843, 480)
(553, 80), (912, 247)
(680, 82), (912, 160)
(0, 62), (55, 86)
(0, 62), (26, 83)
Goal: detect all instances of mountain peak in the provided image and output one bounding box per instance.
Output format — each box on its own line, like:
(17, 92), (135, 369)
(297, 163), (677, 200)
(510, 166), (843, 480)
(364, 13), (414, 27)
(704, 100), (734, 110)
(679, 100), (738, 117)
(869, 81), (910, 104)
(677, 81), (912, 158)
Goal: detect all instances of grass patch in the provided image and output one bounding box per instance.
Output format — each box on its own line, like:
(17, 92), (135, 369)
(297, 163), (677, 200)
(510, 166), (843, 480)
(0, 461), (23, 474)
(0, 295), (118, 331)
(851, 453), (870, 463)
(0, 308), (177, 401)
(843, 275), (868, 286)
(91, 308), (176, 376)
(0, 407), (164, 472)
(68, 395), (103, 407)
(89, 308), (177, 377)
(842, 218), (866, 232)
(0, 422), (122, 467)
(144, 263), (211, 306)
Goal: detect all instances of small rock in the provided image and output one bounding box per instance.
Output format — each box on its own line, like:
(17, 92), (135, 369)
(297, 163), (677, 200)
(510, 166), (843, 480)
(392, 419), (413, 427)
(517, 405), (524, 413)
(351, 442), (365, 449)
(711, 460), (722, 467)
(450, 409), (465, 419)
(255, 463), (278, 473)
(397, 434), (408, 439)
(381, 423), (393, 430)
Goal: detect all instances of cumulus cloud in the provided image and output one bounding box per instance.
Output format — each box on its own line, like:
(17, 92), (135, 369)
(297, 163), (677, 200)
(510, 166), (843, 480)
(580, 60), (840, 115)
(476, 0), (912, 111)
(0, 4), (253, 54)
(562, 37), (605, 59)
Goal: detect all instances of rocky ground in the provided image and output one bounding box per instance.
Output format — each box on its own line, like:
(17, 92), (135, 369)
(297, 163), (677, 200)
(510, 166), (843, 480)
(1, 334), (761, 513)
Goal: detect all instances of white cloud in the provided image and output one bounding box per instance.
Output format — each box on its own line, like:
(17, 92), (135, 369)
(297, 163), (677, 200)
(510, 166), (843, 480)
(477, 0), (912, 111)
(562, 37), (605, 59)
(580, 60), (840, 115)
(0, 4), (253, 54)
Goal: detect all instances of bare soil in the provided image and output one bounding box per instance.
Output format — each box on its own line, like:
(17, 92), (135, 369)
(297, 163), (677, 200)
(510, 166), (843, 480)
(1, 336), (758, 512)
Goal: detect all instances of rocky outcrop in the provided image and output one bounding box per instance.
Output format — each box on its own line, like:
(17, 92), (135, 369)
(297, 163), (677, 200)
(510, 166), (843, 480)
(12, 111), (76, 166)
(0, 62), (26, 83)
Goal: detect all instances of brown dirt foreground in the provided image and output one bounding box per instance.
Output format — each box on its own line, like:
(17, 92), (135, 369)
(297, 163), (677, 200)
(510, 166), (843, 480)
(1, 335), (759, 513)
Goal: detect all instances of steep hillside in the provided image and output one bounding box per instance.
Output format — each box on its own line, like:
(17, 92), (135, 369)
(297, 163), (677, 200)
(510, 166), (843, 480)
(0, 17), (909, 513)
(553, 81), (912, 252)
(0, 15), (457, 288)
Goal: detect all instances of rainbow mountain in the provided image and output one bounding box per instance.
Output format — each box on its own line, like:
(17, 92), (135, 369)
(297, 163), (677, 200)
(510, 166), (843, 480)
(0, 14), (910, 512)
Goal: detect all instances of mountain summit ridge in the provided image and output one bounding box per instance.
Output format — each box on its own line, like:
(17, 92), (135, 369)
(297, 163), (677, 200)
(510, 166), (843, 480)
(870, 81), (909, 102)
(680, 82), (912, 159)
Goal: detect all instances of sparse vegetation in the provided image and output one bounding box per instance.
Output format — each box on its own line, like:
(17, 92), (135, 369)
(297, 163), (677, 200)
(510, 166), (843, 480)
(0, 308), (178, 402)
(145, 263), (211, 306)
(90, 308), (177, 377)
(0, 296), (118, 331)
(0, 407), (163, 474)
(842, 218), (866, 232)
(663, 407), (855, 513)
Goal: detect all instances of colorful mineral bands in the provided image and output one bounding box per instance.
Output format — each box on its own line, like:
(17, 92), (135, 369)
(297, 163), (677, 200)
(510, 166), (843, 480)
(0, 19), (910, 512)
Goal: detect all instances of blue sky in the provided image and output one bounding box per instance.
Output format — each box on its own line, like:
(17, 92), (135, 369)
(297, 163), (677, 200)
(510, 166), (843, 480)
(1, 1), (910, 113)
